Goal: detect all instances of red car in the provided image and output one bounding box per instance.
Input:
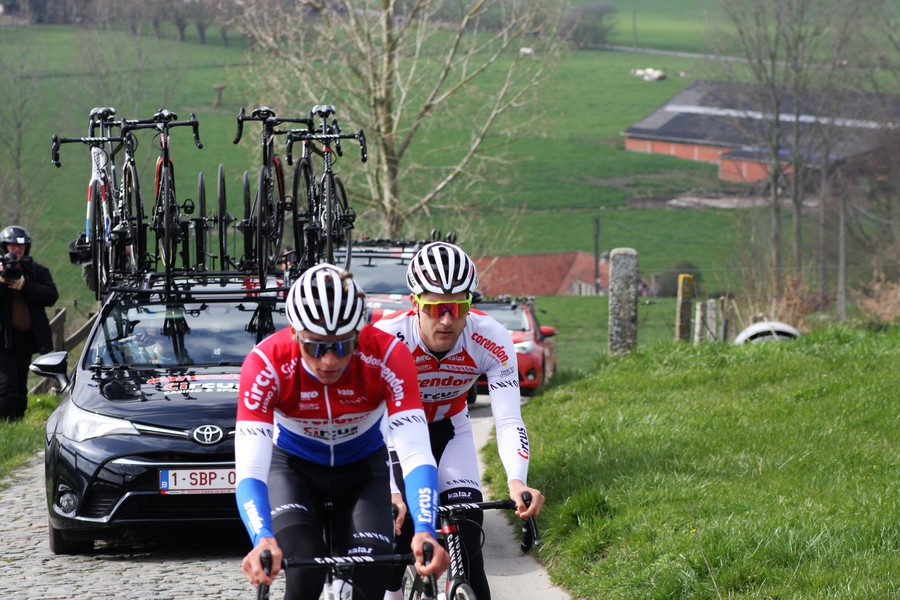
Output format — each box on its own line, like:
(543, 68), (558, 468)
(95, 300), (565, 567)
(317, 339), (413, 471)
(474, 298), (557, 395)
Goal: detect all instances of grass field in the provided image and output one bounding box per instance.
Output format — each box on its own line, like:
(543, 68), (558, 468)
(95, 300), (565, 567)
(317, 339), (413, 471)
(483, 324), (900, 599)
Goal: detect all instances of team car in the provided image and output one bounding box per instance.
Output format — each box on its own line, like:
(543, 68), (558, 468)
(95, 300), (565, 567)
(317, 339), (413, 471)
(31, 274), (288, 554)
(474, 298), (557, 395)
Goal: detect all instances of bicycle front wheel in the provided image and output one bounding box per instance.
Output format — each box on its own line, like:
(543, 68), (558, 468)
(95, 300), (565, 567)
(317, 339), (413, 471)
(255, 166), (269, 284)
(122, 161), (145, 273)
(195, 171), (208, 271)
(401, 565), (424, 600)
(156, 167), (179, 273)
(322, 173), (336, 264)
(290, 158), (314, 270)
(89, 181), (110, 299)
(333, 174), (352, 270)
(451, 583), (477, 600)
(216, 164), (230, 270)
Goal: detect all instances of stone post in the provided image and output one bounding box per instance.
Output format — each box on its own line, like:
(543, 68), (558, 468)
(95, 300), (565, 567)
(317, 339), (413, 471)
(608, 248), (638, 355)
(706, 298), (718, 342)
(693, 301), (706, 343)
(213, 84), (226, 108)
(675, 274), (693, 341)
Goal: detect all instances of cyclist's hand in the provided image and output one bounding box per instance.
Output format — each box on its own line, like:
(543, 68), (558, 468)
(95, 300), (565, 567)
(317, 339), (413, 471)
(509, 479), (545, 518)
(411, 532), (449, 577)
(391, 492), (407, 536)
(241, 536), (282, 587)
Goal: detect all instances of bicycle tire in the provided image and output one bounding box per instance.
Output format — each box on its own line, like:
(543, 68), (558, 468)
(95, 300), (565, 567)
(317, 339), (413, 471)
(401, 565), (424, 600)
(333, 174), (352, 270)
(255, 166), (269, 284)
(268, 156), (286, 263)
(157, 166), (179, 273)
(89, 181), (109, 299)
(290, 158), (314, 270)
(122, 161), (146, 273)
(451, 583), (477, 600)
(196, 171), (207, 270)
(242, 171), (253, 266)
(322, 172), (336, 264)
(217, 164), (230, 270)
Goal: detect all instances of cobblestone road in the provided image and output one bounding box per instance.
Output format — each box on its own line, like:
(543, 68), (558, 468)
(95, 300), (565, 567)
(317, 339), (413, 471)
(0, 401), (568, 600)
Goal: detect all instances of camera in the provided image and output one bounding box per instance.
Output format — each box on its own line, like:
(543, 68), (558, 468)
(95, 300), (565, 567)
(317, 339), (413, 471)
(1, 252), (31, 281)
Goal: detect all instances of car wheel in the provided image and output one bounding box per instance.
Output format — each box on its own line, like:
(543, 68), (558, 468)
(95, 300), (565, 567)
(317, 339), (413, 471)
(49, 520), (93, 555)
(466, 386), (478, 406)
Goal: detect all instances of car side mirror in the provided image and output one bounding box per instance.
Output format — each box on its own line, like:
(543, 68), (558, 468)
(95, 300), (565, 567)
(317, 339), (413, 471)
(539, 326), (557, 338)
(30, 351), (70, 391)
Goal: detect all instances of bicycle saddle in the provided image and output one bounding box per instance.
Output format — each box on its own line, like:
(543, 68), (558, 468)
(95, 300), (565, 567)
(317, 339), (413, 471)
(312, 105), (336, 119)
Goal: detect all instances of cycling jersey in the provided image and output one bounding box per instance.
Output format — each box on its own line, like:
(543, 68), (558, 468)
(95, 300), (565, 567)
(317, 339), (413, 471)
(374, 309), (530, 486)
(234, 325), (439, 546)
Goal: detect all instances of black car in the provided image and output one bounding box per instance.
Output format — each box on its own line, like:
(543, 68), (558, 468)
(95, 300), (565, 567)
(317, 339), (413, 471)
(343, 239), (423, 322)
(31, 274), (288, 554)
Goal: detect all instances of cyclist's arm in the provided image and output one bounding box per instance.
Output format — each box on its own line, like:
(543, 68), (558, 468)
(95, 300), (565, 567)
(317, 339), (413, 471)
(234, 347), (279, 546)
(481, 320), (545, 516)
(381, 337), (439, 539)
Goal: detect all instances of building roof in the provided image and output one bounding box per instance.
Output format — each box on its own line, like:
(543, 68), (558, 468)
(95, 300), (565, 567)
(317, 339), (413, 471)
(624, 80), (896, 164)
(474, 252), (608, 297)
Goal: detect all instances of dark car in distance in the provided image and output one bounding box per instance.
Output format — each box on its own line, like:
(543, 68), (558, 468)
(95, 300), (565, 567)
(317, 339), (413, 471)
(31, 274), (288, 554)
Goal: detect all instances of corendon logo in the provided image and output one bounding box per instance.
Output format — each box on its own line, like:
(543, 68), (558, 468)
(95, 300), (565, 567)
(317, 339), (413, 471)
(381, 364), (405, 405)
(470, 332), (509, 364)
(243, 364), (277, 411)
(419, 375), (470, 388)
(516, 426), (530, 460)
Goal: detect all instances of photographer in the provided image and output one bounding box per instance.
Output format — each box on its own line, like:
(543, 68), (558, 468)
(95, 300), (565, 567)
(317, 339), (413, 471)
(0, 226), (59, 421)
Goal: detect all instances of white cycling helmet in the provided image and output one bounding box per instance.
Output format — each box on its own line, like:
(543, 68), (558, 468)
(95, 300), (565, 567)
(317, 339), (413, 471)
(286, 264), (367, 336)
(406, 241), (478, 295)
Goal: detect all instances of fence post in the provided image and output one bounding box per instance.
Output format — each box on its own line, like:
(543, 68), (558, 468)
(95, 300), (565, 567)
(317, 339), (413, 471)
(706, 298), (718, 342)
(719, 296), (730, 341)
(693, 301), (706, 343)
(675, 274), (693, 341)
(50, 307), (66, 351)
(608, 247), (638, 355)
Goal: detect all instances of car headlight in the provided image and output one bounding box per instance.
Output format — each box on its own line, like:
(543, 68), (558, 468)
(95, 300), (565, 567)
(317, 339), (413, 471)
(61, 401), (140, 442)
(514, 340), (534, 353)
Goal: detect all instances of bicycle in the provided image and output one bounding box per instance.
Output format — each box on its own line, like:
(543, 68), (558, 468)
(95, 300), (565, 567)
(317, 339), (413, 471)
(255, 502), (438, 600)
(232, 106), (313, 284)
(400, 493), (540, 600)
(52, 106), (137, 299)
(122, 109), (203, 277)
(286, 104), (367, 272)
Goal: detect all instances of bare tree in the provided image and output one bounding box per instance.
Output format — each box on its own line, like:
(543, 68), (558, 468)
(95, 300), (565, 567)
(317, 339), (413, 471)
(710, 0), (875, 299)
(235, 0), (567, 239)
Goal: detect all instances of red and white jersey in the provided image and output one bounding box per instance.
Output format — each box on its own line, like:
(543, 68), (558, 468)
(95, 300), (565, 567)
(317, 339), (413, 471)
(374, 309), (530, 483)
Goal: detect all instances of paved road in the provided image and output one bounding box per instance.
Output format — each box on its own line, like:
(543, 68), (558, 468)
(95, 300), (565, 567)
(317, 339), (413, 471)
(0, 398), (569, 599)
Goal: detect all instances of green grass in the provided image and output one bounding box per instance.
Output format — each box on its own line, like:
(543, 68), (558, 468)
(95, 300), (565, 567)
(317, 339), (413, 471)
(483, 324), (900, 598)
(0, 395), (57, 482)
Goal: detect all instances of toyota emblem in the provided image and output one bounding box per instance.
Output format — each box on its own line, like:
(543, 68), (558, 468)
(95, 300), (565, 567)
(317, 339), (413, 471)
(192, 424), (225, 445)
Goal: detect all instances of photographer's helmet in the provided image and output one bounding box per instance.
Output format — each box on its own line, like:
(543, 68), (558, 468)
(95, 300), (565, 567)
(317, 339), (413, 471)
(286, 264), (367, 336)
(406, 242), (478, 295)
(0, 226), (31, 255)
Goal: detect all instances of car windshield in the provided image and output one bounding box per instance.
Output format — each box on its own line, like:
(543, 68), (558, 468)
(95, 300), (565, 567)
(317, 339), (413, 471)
(85, 299), (288, 368)
(349, 258), (410, 295)
(478, 305), (529, 331)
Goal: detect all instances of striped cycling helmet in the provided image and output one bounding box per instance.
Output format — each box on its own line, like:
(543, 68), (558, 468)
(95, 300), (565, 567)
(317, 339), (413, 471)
(406, 241), (478, 295)
(286, 264), (367, 336)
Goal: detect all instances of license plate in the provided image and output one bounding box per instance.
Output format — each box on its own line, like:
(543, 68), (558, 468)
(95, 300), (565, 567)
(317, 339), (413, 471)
(159, 468), (236, 494)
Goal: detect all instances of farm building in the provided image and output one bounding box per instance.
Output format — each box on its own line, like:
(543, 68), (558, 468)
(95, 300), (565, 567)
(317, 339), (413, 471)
(474, 252), (609, 297)
(623, 80), (898, 183)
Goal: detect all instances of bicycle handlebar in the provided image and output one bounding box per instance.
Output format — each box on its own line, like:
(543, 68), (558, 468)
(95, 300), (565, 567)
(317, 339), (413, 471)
(234, 106), (314, 145)
(440, 494), (540, 553)
(50, 133), (125, 168)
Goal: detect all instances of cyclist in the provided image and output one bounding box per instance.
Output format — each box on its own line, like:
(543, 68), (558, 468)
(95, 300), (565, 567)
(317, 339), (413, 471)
(235, 264), (448, 600)
(375, 241), (545, 600)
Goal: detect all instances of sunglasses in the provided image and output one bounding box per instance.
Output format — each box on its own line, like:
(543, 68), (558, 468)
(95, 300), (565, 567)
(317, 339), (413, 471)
(414, 294), (472, 319)
(298, 335), (358, 358)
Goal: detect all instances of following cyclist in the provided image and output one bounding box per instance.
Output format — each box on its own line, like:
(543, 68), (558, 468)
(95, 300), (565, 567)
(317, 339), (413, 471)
(235, 264), (449, 600)
(375, 241), (545, 600)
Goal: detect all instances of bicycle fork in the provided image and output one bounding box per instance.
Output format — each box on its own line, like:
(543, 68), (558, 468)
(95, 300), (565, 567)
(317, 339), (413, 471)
(440, 515), (468, 599)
